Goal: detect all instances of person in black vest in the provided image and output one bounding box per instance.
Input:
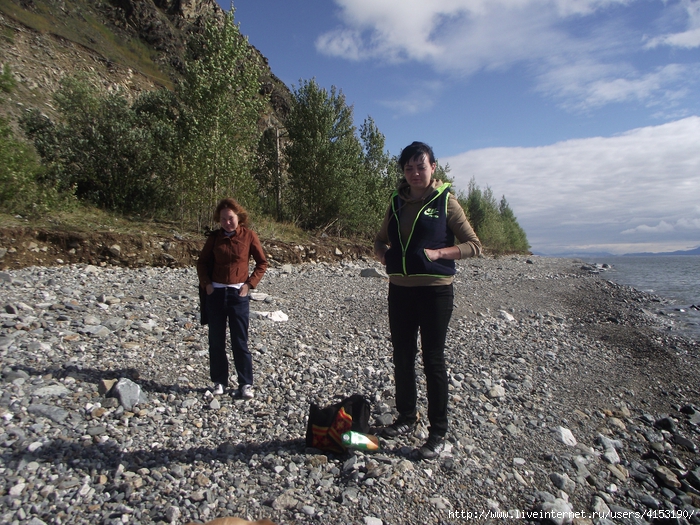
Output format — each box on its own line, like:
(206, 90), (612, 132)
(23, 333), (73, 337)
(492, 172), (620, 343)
(374, 141), (482, 459)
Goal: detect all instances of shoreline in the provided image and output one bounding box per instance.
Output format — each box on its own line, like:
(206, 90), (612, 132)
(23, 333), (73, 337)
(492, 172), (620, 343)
(1, 256), (699, 524)
(588, 255), (700, 342)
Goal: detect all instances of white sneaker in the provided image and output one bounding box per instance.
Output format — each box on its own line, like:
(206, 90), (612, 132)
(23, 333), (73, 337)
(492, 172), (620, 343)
(240, 384), (254, 399)
(212, 383), (224, 396)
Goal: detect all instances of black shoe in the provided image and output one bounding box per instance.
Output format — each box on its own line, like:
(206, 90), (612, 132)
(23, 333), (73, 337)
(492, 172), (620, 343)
(382, 416), (418, 438)
(418, 434), (445, 460)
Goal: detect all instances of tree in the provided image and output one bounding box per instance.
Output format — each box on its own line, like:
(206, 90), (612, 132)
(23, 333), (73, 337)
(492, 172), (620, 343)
(0, 112), (46, 214)
(360, 117), (393, 183)
(20, 11), (268, 226)
(460, 178), (530, 254)
(0, 64), (59, 213)
(499, 196), (530, 253)
(284, 79), (363, 233)
(254, 126), (288, 221)
(433, 161), (452, 184)
(345, 116), (395, 236)
(464, 178), (489, 233)
(20, 75), (178, 215)
(176, 10), (267, 228)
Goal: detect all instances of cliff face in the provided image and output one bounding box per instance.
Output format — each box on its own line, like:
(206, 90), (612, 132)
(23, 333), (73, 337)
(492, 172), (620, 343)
(0, 0), (289, 126)
(102, 0), (225, 68)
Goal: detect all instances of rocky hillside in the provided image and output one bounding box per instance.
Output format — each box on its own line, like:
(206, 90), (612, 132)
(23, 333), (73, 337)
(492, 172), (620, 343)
(0, 0), (338, 272)
(0, 0), (290, 127)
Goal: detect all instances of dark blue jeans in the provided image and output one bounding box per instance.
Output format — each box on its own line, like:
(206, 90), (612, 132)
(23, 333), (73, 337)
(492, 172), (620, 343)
(206, 287), (252, 387)
(388, 283), (453, 437)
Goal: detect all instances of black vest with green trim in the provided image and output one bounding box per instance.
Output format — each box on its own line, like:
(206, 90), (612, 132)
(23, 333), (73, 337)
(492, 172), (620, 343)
(385, 182), (456, 277)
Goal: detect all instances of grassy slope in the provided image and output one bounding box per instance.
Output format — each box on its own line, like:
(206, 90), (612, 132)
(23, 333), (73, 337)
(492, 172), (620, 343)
(0, 206), (316, 245)
(0, 0), (173, 88)
(0, 0), (311, 248)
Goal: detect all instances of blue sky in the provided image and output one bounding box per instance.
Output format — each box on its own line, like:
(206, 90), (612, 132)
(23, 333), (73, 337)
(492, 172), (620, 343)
(226, 0), (700, 255)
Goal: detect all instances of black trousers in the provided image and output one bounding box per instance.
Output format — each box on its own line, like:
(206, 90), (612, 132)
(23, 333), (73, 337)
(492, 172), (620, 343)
(388, 283), (453, 437)
(206, 287), (252, 387)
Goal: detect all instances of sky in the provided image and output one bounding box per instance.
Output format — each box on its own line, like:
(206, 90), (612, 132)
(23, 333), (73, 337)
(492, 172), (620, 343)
(225, 0), (700, 255)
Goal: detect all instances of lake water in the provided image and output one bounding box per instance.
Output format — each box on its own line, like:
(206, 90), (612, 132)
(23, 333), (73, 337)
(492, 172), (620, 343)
(595, 255), (700, 341)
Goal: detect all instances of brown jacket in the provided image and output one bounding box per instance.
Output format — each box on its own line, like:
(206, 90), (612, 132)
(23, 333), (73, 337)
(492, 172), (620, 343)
(197, 227), (268, 289)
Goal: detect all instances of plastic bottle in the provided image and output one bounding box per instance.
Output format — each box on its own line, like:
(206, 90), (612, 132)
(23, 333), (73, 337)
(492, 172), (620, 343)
(341, 431), (380, 451)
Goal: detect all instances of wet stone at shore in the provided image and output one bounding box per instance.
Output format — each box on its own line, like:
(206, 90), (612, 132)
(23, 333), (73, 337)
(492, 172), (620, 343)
(0, 257), (699, 524)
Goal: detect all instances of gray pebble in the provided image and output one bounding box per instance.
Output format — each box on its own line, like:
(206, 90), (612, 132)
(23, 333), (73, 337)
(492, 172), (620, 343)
(0, 257), (697, 525)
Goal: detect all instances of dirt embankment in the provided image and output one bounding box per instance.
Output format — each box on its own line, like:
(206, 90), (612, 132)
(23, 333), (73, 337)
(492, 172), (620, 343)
(0, 227), (373, 270)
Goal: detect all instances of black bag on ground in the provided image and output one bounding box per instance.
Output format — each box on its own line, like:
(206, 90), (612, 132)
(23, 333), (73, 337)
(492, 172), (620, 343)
(305, 394), (371, 453)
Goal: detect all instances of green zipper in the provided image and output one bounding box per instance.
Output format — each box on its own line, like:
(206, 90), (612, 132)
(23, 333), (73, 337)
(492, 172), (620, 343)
(391, 183), (451, 276)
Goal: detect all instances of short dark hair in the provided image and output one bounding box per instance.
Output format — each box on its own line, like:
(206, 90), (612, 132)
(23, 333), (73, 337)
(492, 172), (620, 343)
(398, 141), (436, 170)
(214, 197), (249, 227)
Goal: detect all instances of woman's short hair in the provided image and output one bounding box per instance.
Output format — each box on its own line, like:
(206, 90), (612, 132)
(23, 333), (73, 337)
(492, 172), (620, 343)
(214, 197), (249, 227)
(398, 141), (436, 170)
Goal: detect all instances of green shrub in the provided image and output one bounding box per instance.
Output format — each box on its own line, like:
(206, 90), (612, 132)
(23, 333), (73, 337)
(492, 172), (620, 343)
(0, 64), (66, 214)
(20, 75), (180, 216)
(0, 63), (15, 95)
(0, 116), (57, 214)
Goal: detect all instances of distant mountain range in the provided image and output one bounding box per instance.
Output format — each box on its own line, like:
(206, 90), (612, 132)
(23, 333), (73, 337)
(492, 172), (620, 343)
(534, 246), (700, 258)
(533, 251), (615, 258)
(622, 246), (700, 256)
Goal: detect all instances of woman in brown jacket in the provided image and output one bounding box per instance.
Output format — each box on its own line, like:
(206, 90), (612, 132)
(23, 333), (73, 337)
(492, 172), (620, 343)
(197, 198), (268, 398)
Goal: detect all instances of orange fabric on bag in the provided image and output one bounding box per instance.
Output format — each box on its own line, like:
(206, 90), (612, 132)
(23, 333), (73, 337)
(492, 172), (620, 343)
(311, 407), (353, 453)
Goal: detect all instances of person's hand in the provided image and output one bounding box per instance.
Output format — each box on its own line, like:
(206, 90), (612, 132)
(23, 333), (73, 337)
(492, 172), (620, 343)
(239, 283), (250, 297)
(206, 284), (214, 295)
(424, 246), (461, 261)
(424, 248), (440, 262)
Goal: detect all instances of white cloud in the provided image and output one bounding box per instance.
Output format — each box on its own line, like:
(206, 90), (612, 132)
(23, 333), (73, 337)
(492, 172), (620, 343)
(646, 0), (700, 49)
(537, 62), (692, 109)
(621, 217), (700, 234)
(443, 117), (700, 253)
(376, 81), (443, 116)
(317, 0), (699, 111)
(318, 0), (585, 71)
(677, 217), (700, 230)
(316, 29), (364, 61)
(621, 221), (675, 234)
(649, 27), (700, 48)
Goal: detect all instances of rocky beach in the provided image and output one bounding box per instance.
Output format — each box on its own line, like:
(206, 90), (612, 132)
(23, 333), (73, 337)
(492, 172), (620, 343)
(1, 255), (699, 525)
